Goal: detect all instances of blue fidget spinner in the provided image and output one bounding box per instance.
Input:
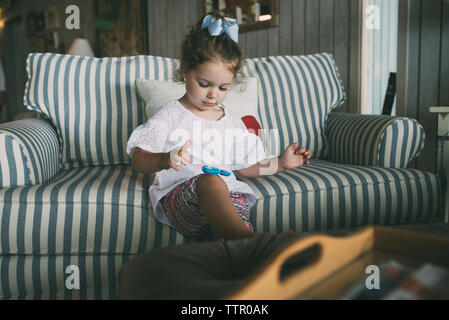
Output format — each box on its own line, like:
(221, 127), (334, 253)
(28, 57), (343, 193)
(202, 165), (231, 177)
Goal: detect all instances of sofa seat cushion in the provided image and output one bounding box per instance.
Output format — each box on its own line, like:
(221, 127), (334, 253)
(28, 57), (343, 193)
(0, 165), (187, 256)
(241, 159), (441, 232)
(0, 161), (440, 256)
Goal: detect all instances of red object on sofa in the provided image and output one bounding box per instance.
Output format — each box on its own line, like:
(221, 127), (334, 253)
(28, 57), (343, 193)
(241, 115), (263, 141)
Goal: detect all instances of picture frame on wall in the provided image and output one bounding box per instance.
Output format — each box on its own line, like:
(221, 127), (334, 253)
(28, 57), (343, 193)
(95, 0), (148, 57)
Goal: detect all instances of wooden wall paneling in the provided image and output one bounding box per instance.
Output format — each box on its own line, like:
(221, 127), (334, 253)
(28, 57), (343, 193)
(239, 31), (247, 55)
(147, 0), (154, 54)
(168, 0), (174, 56)
(187, 0), (200, 36)
(416, 0), (442, 173)
(397, 0), (409, 118)
(151, 0), (161, 56)
(146, 0), (355, 112)
(157, 0), (165, 56)
(256, 29), (268, 58)
(176, 0), (189, 59)
(192, 0), (202, 27)
(171, 0), (179, 58)
(403, 0), (421, 169)
(147, 0), (202, 58)
(333, 0), (350, 112)
(172, 0), (181, 57)
(440, 0), (449, 106)
(377, 0), (386, 110)
(279, 0), (292, 55)
(151, 0), (159, 56)
(306, 0), (320, 54)
(348, 0), (362, 114)
(292, 0), (306, 55)
(246, 30), (258, 58)
(402, 0), (421, 120)
(319, 0), (334, 54)
(166, 0), (174, 57)
(162, 0), (170, 56)
(267, 23), (279, 56)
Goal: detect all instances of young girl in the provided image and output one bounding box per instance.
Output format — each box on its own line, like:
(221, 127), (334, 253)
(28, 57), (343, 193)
(127, 14), (311, 240)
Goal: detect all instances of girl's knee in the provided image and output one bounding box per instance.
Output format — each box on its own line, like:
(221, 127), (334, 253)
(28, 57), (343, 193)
(196, 174), (228, 194)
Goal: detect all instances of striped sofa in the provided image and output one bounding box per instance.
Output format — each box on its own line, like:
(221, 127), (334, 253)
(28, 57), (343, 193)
(0, 53), (441, 299)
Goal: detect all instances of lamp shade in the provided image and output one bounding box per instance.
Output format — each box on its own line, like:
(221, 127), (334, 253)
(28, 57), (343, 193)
(67, 38), (95, 57)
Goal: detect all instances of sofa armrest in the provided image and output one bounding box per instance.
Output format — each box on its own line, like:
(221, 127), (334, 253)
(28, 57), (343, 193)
(0, 118), (61, 188)
(325, 112), (424, 168)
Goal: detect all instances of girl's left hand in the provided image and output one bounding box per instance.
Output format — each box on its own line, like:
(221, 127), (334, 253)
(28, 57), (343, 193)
(279, 142), (311, 170)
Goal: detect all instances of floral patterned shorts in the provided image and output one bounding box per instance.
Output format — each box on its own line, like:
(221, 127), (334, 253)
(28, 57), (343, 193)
(160, 174), (253, 239)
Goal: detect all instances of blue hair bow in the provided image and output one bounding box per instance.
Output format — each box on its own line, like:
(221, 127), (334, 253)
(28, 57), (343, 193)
(201, 14), (239, 43)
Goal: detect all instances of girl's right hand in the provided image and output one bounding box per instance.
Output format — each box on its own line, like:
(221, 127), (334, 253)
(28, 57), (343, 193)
(167, 140), (192, 171)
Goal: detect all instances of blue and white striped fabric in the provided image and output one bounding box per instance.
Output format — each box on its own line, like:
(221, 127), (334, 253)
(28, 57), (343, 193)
(0, 165), (186, 256)
(240, 53), (346, 159)
(0, 160), (440, 299)
(0, 254), (134, 300)
(24, 53), (179, 169)
(0, 119), (60, 188)
(378, 118), (425, 167)
(24, 53), (345, 168)
(245, 159), (440, 232)
(326, 112), (425, 168)
(3, 51), (438, 300)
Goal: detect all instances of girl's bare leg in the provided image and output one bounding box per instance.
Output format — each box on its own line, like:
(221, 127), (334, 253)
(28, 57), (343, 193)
(196, 174), (255, 240)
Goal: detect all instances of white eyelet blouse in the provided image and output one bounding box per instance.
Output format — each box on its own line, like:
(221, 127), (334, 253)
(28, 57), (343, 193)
(126, 100), (266, 226)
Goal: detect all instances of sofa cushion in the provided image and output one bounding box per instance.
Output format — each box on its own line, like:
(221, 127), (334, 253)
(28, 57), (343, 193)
(24, 53), (178, 169)
(24, 53), (344, 168)
(135, 77), (260, 123)
(326, 112), (426, 168)
(0, 165), (187, 256)
(240, 159), (440, 232)
(0, 161), (440, 256)
(0, 119), (60, 188)
(240, 53), (346, 158)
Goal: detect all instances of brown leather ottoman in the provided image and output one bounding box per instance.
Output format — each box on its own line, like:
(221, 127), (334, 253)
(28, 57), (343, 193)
(117, 232), (320, 300)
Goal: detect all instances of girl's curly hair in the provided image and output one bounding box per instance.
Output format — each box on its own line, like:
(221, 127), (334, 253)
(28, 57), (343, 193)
(173, 13), (244, 83)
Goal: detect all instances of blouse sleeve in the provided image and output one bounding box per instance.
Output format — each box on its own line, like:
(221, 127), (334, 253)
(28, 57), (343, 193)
(228, 117), (266, 171)
(126, 115), (170, 157)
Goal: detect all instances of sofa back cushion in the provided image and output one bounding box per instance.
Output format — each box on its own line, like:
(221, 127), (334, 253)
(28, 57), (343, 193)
(24, 53), (178, 168)
(24, 52), (345, 168)
(241, 53), (346, 158)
